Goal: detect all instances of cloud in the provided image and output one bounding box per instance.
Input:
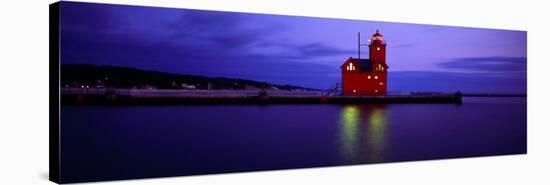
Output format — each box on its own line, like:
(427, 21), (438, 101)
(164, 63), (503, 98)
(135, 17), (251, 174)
(388, 71), (526, 93)
(59, 2), (527, 92)
(437, 56), (527, 72)
(257, 41), (354, 60)
(419, 56), (527, 93)
(60, 2), (122, 32)
(293, 42), (353, 58)
(389, 43), (416, 48)
(59, 2), (353, 89)
(164, 10), (272, 51)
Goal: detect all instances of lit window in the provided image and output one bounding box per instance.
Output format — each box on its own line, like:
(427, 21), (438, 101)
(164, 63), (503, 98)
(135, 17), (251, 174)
(375, 90), (378, 93)
(353, 89), (356, 93)
(380, 82), (383, 85)
(377, 47), (380, 51)
(377, 64), (383, 71)
(375, 76), (378, 79)
(368, 75), (371, 79)
(348, 63), (354, 71)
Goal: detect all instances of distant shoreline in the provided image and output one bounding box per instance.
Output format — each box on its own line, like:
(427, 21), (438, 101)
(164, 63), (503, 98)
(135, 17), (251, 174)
(462, 93), (526, 97)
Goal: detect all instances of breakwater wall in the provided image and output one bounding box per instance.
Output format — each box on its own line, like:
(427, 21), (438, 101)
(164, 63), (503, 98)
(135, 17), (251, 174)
(61, 93), (462, 105)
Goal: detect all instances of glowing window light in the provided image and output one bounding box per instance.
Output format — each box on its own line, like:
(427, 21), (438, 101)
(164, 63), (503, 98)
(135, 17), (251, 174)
(340, 106), (359, 156)
(353, 89), (357, 93)
(368, 75), (371, 79)
(380, 82), (384, 85)
(375, 90), (378, 93)
(377, 47), (380, 51)
(377, 64), (383, 71)
(375, 76), (378, 79)
(368, 109), (386, 150)
(348, 63), (354, 71)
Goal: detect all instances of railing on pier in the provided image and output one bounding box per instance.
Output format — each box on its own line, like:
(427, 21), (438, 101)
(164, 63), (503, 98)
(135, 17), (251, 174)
(322, 83), (342, 97)
(320, 83), (342, 102)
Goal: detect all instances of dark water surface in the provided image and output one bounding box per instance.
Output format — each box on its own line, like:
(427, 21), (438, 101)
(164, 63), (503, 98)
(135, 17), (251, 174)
(60, 97), (526, 183)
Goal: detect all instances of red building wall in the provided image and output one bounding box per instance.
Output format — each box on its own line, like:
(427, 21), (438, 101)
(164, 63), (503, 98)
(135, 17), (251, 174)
(369, 43), (386, 63)
(341, 67), (387, 96)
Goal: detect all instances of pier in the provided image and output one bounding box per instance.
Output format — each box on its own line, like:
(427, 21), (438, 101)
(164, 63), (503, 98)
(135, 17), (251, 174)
(60, 88), (462, 105)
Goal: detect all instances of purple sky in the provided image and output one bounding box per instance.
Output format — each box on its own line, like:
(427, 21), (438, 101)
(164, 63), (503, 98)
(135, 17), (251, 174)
(59, 1), (527, 93)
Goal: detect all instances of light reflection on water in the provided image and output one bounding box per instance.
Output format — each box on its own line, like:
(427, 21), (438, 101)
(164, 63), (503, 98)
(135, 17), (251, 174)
(60, 97), (526, 182)
(340, 105), (388, 163)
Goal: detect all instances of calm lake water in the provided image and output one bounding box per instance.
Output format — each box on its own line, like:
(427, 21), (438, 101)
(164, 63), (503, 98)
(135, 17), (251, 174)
(60, 97), (526, 183)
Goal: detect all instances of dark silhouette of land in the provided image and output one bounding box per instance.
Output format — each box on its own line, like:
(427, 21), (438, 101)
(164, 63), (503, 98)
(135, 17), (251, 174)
(61, 64), (318, 91)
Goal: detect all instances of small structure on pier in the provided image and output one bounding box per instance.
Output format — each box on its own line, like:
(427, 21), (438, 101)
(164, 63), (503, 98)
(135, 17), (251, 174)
(341, 30), (388, 96)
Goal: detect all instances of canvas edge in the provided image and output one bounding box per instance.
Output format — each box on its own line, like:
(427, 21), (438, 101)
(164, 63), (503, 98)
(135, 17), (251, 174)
(49, 1), (61, 184)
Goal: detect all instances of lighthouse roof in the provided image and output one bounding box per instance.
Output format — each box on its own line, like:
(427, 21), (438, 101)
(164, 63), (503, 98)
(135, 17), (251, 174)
(341, 57), (388, 72)
(373, 30), (382, 37)
(341, 58), (372, 71)
(353, 58), (374, 71)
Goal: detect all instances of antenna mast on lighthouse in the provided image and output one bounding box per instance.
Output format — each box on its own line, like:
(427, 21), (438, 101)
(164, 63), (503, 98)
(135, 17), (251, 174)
(357, 32), (369, 59)
(358, 32), (361, 59)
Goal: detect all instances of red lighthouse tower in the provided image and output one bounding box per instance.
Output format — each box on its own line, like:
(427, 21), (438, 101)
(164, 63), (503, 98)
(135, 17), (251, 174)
(341, 30), (388, 96)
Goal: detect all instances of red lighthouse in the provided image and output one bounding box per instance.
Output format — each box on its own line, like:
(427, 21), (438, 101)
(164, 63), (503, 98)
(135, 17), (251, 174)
(341, 30), (388, 96)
